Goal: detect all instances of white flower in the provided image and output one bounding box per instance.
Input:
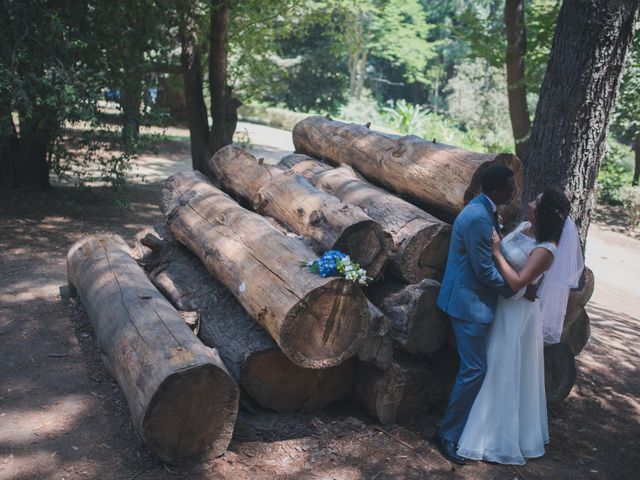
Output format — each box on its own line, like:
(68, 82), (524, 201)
(342, 256), (351, 265)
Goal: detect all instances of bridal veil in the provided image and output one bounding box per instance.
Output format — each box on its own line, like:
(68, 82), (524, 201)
(539, 217), (585, 343)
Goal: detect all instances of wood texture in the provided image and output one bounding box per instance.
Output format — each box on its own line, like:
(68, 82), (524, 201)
(353, 358), (441, 426)
(135, 225), (353, 412)
(280, 154), (451, 282)
(356, 302), (393, 369)
(368, 278), (449, 355)
(161, 170), (369, 369)
(544, 343), (577, 405)
(292, 115), (522, 222)
(67, 234), (239, 461)
(522, 0), (639, 240)
(566, 266), (595, 318)
(209, 146), (390, 279)
(561, 307), (590, 356)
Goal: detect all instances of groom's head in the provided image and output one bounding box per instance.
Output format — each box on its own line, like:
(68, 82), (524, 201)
(482, 165), (515, 206)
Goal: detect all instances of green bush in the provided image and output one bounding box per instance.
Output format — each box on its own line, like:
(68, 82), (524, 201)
(620, 186), (640, 229)
(597, 140), (634, 204)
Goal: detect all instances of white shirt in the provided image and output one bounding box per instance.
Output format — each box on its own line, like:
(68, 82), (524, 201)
(483, 193), (497, 212)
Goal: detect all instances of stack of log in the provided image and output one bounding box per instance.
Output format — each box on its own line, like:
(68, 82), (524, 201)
(67, 115), (594, 460)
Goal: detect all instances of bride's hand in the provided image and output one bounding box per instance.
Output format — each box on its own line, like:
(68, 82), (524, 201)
(491, 229), (501, 257)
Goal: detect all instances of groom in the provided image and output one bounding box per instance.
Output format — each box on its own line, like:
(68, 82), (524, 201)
(433, 165), (517, 465)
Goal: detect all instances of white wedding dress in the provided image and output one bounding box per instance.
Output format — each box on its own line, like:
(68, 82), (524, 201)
(456, 221), (555, 465)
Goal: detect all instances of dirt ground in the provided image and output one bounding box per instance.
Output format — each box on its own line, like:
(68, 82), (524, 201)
(1, 129), (639, 480)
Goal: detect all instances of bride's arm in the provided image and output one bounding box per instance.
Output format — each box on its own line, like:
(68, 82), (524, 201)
(491, 230), (554, 292)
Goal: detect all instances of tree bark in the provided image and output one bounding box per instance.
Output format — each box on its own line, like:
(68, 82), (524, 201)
(121, 50), (144, 153)
(565, 266), (594, 316)
(560, 307), (590, 356)
(367, 278), (449, 355)
(67, 234), (239, 462)
(356, 302), (393, 369)
(209, 146), (390, 279)
(352, 357), (441, 426)
(292, 116), (523, 223)
(0, 110), (21, 189)
(179, 14), (211, 173)
(522, 0), (639, 242)
(135, 226), (353, 412)
(544, 342), (576, 405)
(280, 154), (451, 282)
(504, 0), (531, 160)
(209, 0), (240, 154)
(161, 170), (369, 369)
(18, 115), (50, 190)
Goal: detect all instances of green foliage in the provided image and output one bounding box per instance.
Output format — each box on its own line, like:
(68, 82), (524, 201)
(383, 99), (428, 135)
(620, 186), (640, 229)
(446, 59), (514, 152)
(597, 140), (634, 204)
(611, 32), (640, 142)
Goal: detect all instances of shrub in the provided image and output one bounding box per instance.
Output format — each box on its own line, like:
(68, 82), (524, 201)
(597, 140), (634, 204)
(620, 186), (640, 229)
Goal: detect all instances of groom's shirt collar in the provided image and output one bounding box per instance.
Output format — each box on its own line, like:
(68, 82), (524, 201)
(481, 193), (497, 212)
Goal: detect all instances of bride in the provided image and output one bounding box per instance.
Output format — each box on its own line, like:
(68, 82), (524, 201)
(456, 188), (583, 465)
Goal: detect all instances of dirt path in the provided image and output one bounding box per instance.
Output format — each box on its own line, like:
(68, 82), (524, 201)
(1, 126), (638, 479)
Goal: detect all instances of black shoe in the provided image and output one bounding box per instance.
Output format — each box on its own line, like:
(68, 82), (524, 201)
(431, 434), (466, 465)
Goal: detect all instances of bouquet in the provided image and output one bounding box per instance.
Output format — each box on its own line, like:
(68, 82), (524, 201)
(302, 250), (371, 286)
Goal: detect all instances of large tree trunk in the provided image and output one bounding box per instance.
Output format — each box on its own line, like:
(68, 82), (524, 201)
(280, 154), (451, 282)
(560, 307), (590, 356)
(209, 0), (240, 154)
(367, 278), (449, 355)
(209, 146), (390, 279)
(544, 343), (576, 405)
(0, 110), (21, 189)
(67, 234), (239, 462)
(357, 302), (393, 369)
(17, 115), (50, 190)
(292, 116), (522, 223)
(522, 0), (639, 242)
(121, 51), (144, 153)
(135, 226), (353, 412)
(161, 170), (369, 369)
(504, 0), (531, 160)
(179, 14), (211, 173)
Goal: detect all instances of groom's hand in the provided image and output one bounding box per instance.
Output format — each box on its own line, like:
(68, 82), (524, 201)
(524, 284), (539, 302)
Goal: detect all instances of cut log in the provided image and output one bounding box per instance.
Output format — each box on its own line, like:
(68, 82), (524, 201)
(280, 154), (451, 282)
(208, 146), (390, 279)
(135, 225), (353, 412)
(544, 343), (577, 405)
(560, 307), (590, 356)
(66, 234), (239, 462)
(292, 115), (522, 222)
(368, 279), (449, 355)
(566, 266), (595, 316)
(161, 170), (369, 369)
(356, 302), (393, 369)
(353, 357), (441, 426)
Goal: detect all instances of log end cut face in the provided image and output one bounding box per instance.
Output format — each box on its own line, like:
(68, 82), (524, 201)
(143, 363), (239, 461)
(398, 223), (451, 283)
(241, 349), (353, 412)
(281, 278), (369, 369)
(333, 221), (391, 280)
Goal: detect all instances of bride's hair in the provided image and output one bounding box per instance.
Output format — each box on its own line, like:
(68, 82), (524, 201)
(535, 188), (571, 244)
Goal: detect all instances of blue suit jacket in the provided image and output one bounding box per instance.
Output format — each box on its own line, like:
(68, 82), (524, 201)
(437, 194), (513, 324)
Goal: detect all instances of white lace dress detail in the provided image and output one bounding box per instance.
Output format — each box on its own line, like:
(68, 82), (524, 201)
(457, 222), (554, 465)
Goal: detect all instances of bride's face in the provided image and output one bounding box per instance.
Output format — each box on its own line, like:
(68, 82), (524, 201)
(526, 193), (543, 223)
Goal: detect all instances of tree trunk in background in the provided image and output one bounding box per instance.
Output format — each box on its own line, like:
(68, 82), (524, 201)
(209, 0), (239, 155)
(504, 0), (531, 161)
(633, 133), (639, 186)
(180, 15), (211, 173)
(523, 0), (638, 242)
(0, 110), (21, 189)
(17, 115), (50, 190)
(121, 51), (144, 154)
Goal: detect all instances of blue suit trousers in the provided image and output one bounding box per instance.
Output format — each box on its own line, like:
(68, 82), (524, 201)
(439, 317), (489, 445)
